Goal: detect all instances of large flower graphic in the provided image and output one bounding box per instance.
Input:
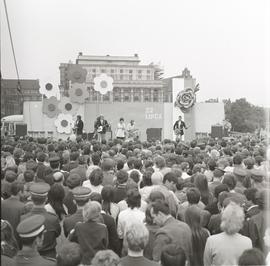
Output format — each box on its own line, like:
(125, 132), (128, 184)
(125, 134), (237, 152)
(54, 113), (74, 134)
(39, 82), (60, 99)
(69, 83), (88, 104)
(174, 88), (196, 112)
(42, 96), (60, 118)
(58, 96), (79, 115)
(67, 65), (87, 83)
(94, 74), (113, 95)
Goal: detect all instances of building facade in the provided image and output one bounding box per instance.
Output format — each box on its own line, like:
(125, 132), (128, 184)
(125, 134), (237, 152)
(1, 79), (41, 117)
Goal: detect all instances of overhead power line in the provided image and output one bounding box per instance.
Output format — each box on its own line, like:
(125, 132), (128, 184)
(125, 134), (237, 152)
(3, 0), (22, 94)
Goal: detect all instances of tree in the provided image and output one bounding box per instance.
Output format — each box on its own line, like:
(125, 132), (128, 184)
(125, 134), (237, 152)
(224, 98), (266, 133)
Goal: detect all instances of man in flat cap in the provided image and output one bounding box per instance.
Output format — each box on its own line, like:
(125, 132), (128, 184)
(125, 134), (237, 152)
(250, 169), (266, 191)
(234, 168), (249, 194)
(63, 186), (91, 237)
(20, 183), (61, 259)
(15, 215), (56, 265)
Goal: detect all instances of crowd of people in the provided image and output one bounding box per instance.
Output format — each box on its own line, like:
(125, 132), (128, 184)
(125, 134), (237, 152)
(1, 132), (270, 266)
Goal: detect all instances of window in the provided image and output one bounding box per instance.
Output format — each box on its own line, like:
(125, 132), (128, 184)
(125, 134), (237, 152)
(113, 88), (121, 102)
(92, 69), (96, 73)
(153, 89), (159, 102)
(133, 89), (141, 102)
(147, 70), (151, 74)
(129, 70), (133, 74)
(143, 89), (151, 102)
(110, 69), (114, 73)
(138, 75), (142, 80)
(103, 93), (110, 101)
(120, 69), (123, 73)
(123, 89), (131, 102)
(101, 69), (106, 73)
(138, 70), (142, 74)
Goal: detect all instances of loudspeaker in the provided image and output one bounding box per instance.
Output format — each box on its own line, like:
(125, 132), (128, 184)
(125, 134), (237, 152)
(146, 128), (162, 142)
(211, 125), (223, 138)
(16, 123), (27, 137)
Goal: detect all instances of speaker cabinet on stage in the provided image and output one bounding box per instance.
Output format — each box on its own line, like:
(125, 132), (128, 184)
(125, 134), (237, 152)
(211, 125), (223, 138)
(16, 124), (27, 137)
(146, 128), (162, 142)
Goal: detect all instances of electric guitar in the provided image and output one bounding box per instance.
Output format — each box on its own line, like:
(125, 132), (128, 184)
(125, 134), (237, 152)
(174, 125), (190, 136)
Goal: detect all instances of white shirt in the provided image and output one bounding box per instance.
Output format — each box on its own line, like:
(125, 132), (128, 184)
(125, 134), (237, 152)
(82, 180), (103, 194)
(116, 122), (126, 138)
(117, 207), (145, 239)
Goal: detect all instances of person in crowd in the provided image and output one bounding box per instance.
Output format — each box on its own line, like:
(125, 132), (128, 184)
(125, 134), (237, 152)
(204, 159), (217, 182)
(250, 169), (266, 191)
(89, 193), (121, 256)
(83, 168), (104, 194)
(63, 173), (82, 215)
(91, 250), (120, 266)
(117, 189), (145, 252)
(56, 242), (82, 266)
(101, 158), (116, 186)
(86, 153), (101, 178)
(243, 188), (260, 220)
(120, 222), (159, 266)
(233, 168), (249, 194)
(160, 244), (187, 266)
(264, 227), (270, 265)
(247, 189), (268, 253)
(238, 248), (266, 266)
(62, 152), (79, 172)
(94, 115), (109, 142)
(113, 170), (129, 203)
(1, 219), (18, 259)
(185, 205), (210, 266)
(193, 173), (213, 206)
(35, 151), (50, 182)
(204, 201), (252, 266)
(1, 170), (18, 200)
(70, 155), (87, 182)
(63, 186), (91, 237)
(143, 204), (160, 260)
(1, 181), (25, 244)
(15, 215), (56, 265)
(20, 182), (61, 258)
(180, 162), (191, 180)
(208, 168), (224, 194)
(140, 170), (155, 201)
(45, 183), (67, 220)
(150, 200), (192, 263)
(101, 185), (120, 221)
(69, 201), (108, 265)
(20, 170), (35, 202)
(115, 118), (126, 140)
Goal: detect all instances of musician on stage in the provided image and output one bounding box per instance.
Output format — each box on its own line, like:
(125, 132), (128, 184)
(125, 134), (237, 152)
(173, 115), (187, 141)
(94, 115), (109, 142)
(74, 115), (84, 136)
(115, 118), (126, 140)
(126, 120), (139, 141)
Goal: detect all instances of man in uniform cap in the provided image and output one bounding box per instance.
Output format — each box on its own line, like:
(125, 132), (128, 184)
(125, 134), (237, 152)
(20, 183), (61, 259)
(15, 215), (56, 265)
(63, 186), (91, 237)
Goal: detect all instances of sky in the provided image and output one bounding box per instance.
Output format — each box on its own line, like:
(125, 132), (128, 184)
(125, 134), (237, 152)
(1, 0), (270, 107)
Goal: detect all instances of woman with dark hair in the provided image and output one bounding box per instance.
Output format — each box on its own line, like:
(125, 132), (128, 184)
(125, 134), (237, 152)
(194, 174), (213, 206)
(160, 244), (187, 266)
(139, 171), (154, 201)
(83, 168), (104, 194)
(101, 185), (120, 221)
(184, 205), (209, 266)
(1, 219), (18, 258)
(45, 183), (67, 220)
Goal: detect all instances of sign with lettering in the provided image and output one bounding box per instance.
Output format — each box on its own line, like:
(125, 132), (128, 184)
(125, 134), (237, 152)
(145, 107), (162, 120)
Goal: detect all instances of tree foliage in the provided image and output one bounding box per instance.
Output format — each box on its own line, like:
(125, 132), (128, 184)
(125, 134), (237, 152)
(223, 98), (266, 133)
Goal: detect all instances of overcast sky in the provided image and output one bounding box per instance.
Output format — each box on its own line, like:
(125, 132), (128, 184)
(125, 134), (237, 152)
(1, 0), (269, 107)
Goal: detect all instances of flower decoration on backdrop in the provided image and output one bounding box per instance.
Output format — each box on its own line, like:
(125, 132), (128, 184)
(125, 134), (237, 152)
(58, 96), (79, 115)
(69, 83), (88, 104)
(39, 82), (60, 99)
(94, 74), (113, 95)
(67, 65), (87, 84)
(174, 84), (200, 112)
(42, 96), (60, 118)
(54, 113), (74, 134)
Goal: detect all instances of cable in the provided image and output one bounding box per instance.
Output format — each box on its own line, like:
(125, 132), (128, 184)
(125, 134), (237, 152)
(3, 0), (21, 85)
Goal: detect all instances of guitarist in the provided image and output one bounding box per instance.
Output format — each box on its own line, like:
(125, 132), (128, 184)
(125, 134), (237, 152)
(94, 115), (109, 142)
(173, 115), (188, 141)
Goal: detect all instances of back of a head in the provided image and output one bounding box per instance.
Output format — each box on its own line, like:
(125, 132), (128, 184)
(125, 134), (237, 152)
(57, 242), (82, 266)
(186, 187), (201, 205)
(91, 250), (120, 266)
(126, 189), (141, 209)
(101, 158), (115, 171)
(222, 173), (237, 190)
(238, 248), (266, 266)
(160, 244), (186, 266)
